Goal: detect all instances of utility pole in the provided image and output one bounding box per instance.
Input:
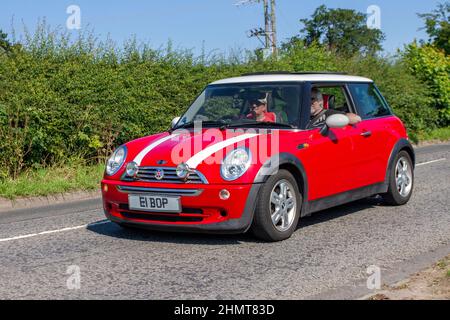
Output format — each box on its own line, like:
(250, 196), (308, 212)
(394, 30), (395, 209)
(235, 0), (277, 57)
(270, 0), (277, 57)
(263, 0), (270, 51)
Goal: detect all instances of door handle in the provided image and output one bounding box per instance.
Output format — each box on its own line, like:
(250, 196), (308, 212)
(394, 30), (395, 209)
(360, 130), (372, 137)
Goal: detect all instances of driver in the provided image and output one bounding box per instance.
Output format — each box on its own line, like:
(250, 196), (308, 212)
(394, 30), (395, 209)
(310, 88), (361, 127)
(246, 92), (276, 123)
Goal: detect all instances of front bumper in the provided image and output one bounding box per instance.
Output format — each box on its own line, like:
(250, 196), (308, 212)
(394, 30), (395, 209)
(101, 179), (262, 234)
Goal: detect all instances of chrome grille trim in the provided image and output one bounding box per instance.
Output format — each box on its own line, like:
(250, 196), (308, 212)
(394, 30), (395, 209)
(122, 166), (208, 184)
(117, 186), (203, 196)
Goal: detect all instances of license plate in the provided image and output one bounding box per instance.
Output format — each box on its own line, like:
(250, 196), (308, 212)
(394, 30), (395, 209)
(128, 194), (181, 213)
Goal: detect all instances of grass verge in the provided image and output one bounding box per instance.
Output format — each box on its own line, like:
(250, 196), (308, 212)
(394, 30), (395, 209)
(0, 164), (104, 200)
(416, 127), (450, 143)
(368, 255), (450, 300)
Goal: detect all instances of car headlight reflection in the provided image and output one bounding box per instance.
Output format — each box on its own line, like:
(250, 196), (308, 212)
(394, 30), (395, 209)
(221, 148), (252, 181)
(106, 146), (127, 176)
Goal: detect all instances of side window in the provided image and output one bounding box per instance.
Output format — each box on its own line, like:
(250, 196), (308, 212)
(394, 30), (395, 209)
(314, 85), (351, 113)
(348, 84), (391, 119)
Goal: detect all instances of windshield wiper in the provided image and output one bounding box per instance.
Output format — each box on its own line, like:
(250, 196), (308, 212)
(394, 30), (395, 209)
(173, 120), (226, 130)
(221, 121), (296, 130)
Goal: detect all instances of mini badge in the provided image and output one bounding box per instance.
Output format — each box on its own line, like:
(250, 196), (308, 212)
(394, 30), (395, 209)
(155, 168), (165, 180)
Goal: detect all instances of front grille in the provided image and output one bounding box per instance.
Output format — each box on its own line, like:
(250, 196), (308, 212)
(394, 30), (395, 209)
(123, 167), (208, 184)
(118, 204), (205, 223)
(117, 185), (202, 196)
(120, 212), (203, 223)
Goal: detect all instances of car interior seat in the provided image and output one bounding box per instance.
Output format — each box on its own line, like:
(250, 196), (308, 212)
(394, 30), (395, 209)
(322, 94), (335, 110)
(270, 90), (288, 123)
(280, 88), (301, 126)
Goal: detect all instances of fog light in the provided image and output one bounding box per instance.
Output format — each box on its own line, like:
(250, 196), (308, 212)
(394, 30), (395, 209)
(126, 161), (139, 177)
(176, 162), (190, 179)
(219, 189), (230, 200)
(103, 184), (108, 193)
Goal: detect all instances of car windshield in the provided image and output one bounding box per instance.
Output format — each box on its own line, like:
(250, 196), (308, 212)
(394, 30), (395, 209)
(176, 83), (302, 129)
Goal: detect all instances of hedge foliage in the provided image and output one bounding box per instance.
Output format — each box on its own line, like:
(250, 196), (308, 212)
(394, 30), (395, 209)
(0, 26), (448, 179)
(404, 43), (450, 123)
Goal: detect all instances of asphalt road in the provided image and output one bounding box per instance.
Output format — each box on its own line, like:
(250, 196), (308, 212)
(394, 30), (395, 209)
(0, 143), (449, 300)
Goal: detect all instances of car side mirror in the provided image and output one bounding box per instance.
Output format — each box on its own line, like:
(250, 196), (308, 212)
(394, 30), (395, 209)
(171, 117), (181, 129)
(326, 114), (349, 129)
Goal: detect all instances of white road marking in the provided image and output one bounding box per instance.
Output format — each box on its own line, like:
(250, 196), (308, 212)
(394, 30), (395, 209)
(0, 220), (110, 243)
(416, 158), (447, 167)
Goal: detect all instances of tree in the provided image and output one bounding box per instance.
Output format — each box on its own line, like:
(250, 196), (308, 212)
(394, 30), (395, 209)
(0, 29), (12, 53)
(418, 1), (450, 55)
(286, 5), (385, 57)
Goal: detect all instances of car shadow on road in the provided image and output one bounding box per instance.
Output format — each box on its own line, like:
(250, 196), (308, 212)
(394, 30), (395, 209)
(297, 196), (383, 230)
(86, 219), (253, 246)
(87, 196), (383, 245)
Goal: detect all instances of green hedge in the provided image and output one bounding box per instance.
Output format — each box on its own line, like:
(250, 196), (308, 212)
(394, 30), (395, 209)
(404, 43), (450, 123)
(0, 28), (447, 179)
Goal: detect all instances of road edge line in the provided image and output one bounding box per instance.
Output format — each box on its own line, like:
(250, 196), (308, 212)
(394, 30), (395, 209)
(0, 190), (101, 213)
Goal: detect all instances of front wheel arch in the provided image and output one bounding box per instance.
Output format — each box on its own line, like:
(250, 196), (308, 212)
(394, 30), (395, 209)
(253, 153), (308, 216)
(385, 139), (415, 184)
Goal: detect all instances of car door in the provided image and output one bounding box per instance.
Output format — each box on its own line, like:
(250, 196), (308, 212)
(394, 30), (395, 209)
(301, 126), (358, 200)
(347, 83), (397, 187)
(297, 84), (361, 201)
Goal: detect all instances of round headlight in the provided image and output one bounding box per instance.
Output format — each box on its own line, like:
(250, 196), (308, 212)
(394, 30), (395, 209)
(126, 161), (139, 177)
(221, 148), (252, 181)
(176, 162), (190, 179)
(106, 146), (127, 176)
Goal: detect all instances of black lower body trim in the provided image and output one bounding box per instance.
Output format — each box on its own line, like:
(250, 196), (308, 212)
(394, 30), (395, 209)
(303, 182), (388, 216)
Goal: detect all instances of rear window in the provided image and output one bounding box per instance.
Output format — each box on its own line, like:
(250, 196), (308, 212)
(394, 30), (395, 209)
(348, 83), (391, 119)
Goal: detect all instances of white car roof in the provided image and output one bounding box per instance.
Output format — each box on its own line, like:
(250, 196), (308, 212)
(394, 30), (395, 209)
(210, 73), (373, 85)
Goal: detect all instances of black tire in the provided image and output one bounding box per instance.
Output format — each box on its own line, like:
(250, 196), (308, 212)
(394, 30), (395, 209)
(251, 169), (302, 242)
(381, 150), (414, 205)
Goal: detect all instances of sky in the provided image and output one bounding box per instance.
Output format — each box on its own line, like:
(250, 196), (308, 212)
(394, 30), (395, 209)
(0, 0), (443, 56)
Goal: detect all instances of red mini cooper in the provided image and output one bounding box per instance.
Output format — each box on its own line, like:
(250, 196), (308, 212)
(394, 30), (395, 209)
(101, 72), (415, 241)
